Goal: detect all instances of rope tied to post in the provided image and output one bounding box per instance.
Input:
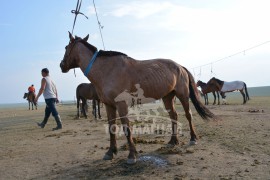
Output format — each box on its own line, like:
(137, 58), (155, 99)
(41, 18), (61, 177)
(71, 0), (88, 35)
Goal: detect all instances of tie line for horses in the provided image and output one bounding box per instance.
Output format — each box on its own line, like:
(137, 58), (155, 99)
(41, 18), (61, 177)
(192, 40), (270, 70)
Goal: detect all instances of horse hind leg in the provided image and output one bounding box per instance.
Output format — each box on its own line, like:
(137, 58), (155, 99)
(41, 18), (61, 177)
(98, 100), (102, 119)
(82, 99), (88, 119)
(92, 100), (97, 119)
(240, 90), (246, 104)
(162, 92), (179, 146)
(177, 94), (198, 145)
(217, 91), (220, 105)
(76, 98), (80, 119)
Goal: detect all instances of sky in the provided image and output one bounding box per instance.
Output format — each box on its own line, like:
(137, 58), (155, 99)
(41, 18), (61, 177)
(1, 0), (270, 104)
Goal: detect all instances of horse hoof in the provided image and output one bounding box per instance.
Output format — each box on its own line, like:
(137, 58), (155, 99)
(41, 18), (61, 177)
(103, 154), (113, 160)
(127, 158), (137, 164)
(189, 141), (197, 145)
(166, 144), (175, 148)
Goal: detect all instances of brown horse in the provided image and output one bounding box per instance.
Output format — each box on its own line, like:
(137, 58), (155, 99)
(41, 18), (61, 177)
(207, 77), (250, 104)
(76, 83), (101, 119)
(197, 80), (220, 105)
(23, 92), (37, 110)
(60, 32), (215, 164)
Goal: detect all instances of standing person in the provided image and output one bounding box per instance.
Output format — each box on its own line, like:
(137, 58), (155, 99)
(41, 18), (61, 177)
(35, 68), (62, 130)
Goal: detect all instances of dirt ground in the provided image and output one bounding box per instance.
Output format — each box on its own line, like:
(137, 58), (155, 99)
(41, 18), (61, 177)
(0, 96), (270, 180)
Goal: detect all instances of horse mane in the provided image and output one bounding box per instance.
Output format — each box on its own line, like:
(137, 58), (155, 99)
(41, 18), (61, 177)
(212, 77), (224, 86)
(78, 39), (98, 53)
(98, 50), (127, 57)
(77, 37), (127, 57)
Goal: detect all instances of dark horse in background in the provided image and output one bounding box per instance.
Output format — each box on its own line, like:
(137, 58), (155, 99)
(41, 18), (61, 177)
(23, 92), (37, 110)
(76, 83), (101, 119)
(197, 80), (220, 105)
(207, 77), (250, 104)
(60, 32), (215, 164)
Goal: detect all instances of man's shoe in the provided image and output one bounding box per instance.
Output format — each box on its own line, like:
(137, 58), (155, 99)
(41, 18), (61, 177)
(37, 122), (45, 128)
(52, 126), (62, 131)
(52, 115), (62, 131)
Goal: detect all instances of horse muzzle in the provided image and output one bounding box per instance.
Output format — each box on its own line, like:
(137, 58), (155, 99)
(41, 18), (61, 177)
(60, 61), (69, 73)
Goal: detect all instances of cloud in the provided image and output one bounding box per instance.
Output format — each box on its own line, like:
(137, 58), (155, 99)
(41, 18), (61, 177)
(86, 5), (96, 16)
(109, 1), (173, 19)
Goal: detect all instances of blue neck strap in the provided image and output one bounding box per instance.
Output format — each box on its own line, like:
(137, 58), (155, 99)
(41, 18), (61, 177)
(84, 51), (99, 76)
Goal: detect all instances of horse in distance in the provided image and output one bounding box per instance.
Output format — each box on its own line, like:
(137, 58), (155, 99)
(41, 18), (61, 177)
(207, 77), (250, 104)
(60, 32), (216, 164)
(23, 92), (37, 110)
(76, 83), (101, 119)
(197, 80), (220, 105)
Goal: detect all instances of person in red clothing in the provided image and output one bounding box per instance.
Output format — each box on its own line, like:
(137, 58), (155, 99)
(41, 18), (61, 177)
(28, 84), (35, 100)
(28, 84), (35, 93)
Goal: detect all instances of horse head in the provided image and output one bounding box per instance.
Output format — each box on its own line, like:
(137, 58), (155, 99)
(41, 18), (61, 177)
(196, 80), (202, 87)
(60, 32), (89, 73)
(23, 93), (28, 99)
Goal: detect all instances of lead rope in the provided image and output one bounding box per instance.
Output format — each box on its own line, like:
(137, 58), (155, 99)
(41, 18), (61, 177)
(93, 0), (106, 50)
(71, 0), (88, 77)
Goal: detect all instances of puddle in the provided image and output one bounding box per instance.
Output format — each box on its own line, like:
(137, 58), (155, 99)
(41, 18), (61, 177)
(138, 155), (168, 167)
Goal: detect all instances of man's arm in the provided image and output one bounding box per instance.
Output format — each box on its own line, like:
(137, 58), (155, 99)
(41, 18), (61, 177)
(55, 85), (59, 103)
(34, 78), (46, 102)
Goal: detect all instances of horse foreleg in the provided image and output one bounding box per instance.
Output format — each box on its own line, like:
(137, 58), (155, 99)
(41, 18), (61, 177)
(28, 102), (30, 110)
(212, 92), (216, 105)
(103, 105), (117, 160)
(162, 93), (179, 146)
(217, 91), (220, 105)
(116, 101), (137, 164)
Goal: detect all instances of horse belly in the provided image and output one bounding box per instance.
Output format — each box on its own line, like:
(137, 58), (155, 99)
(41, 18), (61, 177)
(221, 81), (244, 92)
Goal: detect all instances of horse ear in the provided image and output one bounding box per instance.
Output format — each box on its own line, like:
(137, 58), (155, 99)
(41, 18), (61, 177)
(83, 34), (89, 41)
(68, 31), (75, 41)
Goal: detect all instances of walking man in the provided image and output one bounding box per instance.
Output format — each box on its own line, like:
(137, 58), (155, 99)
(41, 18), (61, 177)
(35, 68), (62, 130)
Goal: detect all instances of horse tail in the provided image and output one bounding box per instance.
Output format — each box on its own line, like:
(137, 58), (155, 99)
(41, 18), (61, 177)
(244, 82), (250, 100)
(182, 67), (216, 120)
